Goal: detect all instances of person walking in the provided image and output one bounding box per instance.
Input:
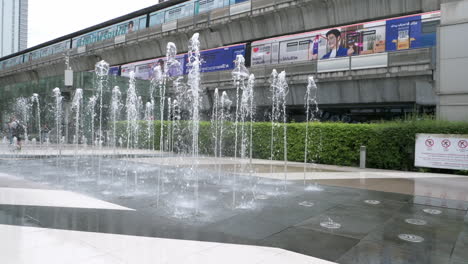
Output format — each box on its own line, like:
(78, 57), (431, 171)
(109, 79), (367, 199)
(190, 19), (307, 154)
(9, 116), (25, 150)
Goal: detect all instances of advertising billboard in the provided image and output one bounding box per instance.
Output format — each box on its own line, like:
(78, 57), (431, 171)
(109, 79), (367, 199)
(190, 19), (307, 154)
(184, 43), (246, 74)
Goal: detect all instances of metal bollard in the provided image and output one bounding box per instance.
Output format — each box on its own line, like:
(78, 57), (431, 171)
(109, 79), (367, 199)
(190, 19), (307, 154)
(360, 146), (366, 169)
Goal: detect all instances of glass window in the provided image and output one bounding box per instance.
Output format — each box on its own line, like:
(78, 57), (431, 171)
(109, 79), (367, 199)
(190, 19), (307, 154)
(422, 20), (439, 34)
(150, 12), (165, 26)
(286, 42), (298, 52)
(298, 40), (309, 51)
(139, 18), (147, 30)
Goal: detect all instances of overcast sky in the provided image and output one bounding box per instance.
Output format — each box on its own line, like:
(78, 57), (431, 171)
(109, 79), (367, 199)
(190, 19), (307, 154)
(28, 0), (160, 48)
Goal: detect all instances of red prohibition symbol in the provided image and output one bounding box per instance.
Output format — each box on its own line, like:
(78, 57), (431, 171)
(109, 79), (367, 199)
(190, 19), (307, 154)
(425, 139), (434, 147)
(458, 140), (468, 149)
(441, 139), (451, 148)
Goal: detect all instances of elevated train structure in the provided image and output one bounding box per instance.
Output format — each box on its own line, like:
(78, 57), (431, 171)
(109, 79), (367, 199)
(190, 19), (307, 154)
(0, 0), (454, 121)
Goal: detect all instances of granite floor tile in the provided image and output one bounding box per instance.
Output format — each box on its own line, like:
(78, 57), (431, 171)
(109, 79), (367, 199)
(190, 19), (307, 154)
(260, 227), (360, 262)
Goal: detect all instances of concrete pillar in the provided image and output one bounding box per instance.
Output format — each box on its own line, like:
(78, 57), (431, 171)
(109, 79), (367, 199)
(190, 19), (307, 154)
(437, 0), (468, 121)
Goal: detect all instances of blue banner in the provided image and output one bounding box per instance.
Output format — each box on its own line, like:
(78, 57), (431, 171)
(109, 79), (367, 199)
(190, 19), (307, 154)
(184, 43), (246, 74)
(385, 15), (436, 51)
(109, 66), (120, 76)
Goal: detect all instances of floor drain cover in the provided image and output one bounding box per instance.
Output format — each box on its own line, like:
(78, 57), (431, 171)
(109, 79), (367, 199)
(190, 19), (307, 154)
(101, 191), (112, 196)
(320, 220), (341, 229)
(299, 201), (314, 207)
(405, 219), (427, 226)
(218, 188), (230, 193)
(423, 208), (442, 215)
(398, 234), (424, 243)
(305, 185), (323, 192)
(364, 200), (381, 205)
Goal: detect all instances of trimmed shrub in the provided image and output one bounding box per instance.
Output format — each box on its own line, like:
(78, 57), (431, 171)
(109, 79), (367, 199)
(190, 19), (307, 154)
(115, 120), (468, 173)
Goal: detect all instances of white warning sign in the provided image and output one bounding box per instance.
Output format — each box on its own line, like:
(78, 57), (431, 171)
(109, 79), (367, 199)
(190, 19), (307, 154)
(415, 134), (468, 170)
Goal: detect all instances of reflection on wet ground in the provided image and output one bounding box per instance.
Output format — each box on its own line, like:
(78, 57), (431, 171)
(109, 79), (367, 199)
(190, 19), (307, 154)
(0, 155), (466, 263)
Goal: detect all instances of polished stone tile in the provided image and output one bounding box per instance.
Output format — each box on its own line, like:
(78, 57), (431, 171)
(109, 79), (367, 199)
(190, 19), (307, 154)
(337, 240), (450, 264)
(75, 254), (125, 264)
(413, 195), (468, 210)
(1, 223), (334, 264)
(260, 227), (360, 262)
(247, 199), (338, 227)
(0, 187), (132, 210)
(398, 204), (467, 224)
(206, 213), (288, 241)
(451, 229), (468, 263)
(363, 216), (462, 260)
(295, 204), (396, 239)
(257, 249), (337, 264)
(172, 243), (279, 264)
(324, 185), (413, 204)
(0, 228), (106, 264)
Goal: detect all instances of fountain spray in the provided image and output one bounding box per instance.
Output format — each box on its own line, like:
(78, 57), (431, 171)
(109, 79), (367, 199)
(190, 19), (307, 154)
(95, 60), (109, 148)
(31, 94), (41, 144)
(187, 33), (202, 215)
(232, 55), (250, 159)
(277, 71), (289, 186)
(304, 76), (322, 191)
(110, 86), (122, 152)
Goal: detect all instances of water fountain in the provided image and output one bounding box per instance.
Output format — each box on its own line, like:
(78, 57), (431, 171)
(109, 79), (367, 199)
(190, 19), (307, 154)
(14, 97), (30, 143)
(172, 99), (182, 153)
(162, 42), (179, 152)
(217, 91), (232, 190)
(218, 91), (232, 160)
(110, 86), (122, 152)
(86, 96), (97, 147)
(95, 60), (110, 148)
(126, 71), (139, 150)
(269, 70), (279, 169)
(153, 65), (164, 152)
(52, 88), (63, 150)
(71, 89), (84, 148)
(304, 76), (323, 192)
(240, 74), (255, 162)
(71, 89), (83, 181)
(145, 101), (154, 150)
(236, 73), (256, 208)
(231, 55), (250, 208)
(30, 94), (41, 144)
(166, 98), (173, 152)
(2, 32), (463, 264)
(211, 89), (220, 158)
(232, 55), (250, 160)
(277, 71), (289, 186)
(187, 33), (202, 215)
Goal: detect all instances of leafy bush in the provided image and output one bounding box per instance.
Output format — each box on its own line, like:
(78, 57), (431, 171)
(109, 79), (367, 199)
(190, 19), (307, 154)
(115, 120), (468, 173)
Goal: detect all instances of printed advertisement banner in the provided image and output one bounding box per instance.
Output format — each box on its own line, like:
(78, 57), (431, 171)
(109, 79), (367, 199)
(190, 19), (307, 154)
(184, 44), (246, 74)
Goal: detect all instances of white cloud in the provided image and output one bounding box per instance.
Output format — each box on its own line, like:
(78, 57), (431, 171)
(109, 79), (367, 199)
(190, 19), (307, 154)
(28, 0), (159, 48)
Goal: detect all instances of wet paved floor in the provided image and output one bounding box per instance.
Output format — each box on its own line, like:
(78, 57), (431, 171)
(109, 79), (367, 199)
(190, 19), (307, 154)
(0, 152), (466, 263)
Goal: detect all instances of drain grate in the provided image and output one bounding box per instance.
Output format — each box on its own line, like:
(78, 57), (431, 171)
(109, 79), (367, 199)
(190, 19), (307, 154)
(256, 195), (269, 200)
(299, 201), (314, 207)
(398, 234), (424, 243)
(405, 219), (427, 226)
(364, 200), (381, 205)
(320, 220), (341, 229)
(423, 208), (442, 215)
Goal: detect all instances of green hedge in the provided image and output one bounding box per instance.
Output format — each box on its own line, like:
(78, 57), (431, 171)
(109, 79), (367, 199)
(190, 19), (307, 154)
(115, 120), (468, 172)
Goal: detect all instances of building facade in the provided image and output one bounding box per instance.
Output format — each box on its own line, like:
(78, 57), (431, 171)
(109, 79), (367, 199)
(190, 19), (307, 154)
(0, 0), (28, 57)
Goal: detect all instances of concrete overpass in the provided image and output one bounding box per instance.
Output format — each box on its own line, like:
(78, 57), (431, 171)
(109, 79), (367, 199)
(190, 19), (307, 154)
(0, 0), (465, 121)
(198, 47), (436, 121)
(0, 0), (450, 83)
